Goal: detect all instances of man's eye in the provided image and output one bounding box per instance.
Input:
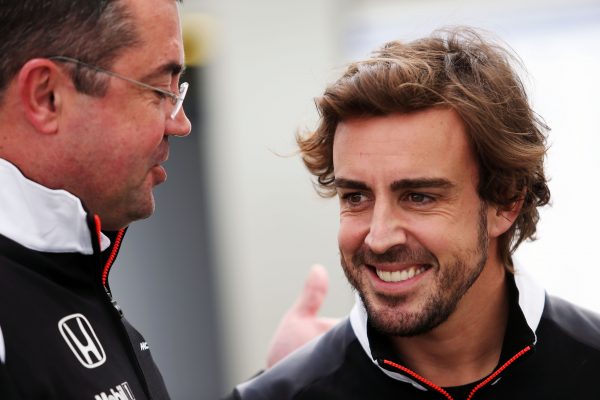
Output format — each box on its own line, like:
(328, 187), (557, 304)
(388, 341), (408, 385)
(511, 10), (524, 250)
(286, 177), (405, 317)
(153, 90), (168, 100)
(406, 193), (433, 204)
(341, 192), (367, 206)
(348, 194), (363, 204)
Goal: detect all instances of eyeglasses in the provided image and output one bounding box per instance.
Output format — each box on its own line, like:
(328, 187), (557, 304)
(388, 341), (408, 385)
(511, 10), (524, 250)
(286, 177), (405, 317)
(49, 56), (189, 119)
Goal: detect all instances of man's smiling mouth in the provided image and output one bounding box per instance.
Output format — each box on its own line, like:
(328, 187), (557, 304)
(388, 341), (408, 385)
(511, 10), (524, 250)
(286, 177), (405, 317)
(374, 265), (430, 283)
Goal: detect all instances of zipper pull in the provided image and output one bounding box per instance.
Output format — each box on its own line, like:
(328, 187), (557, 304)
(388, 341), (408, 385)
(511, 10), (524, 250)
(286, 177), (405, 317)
(105, 287), (124, 317)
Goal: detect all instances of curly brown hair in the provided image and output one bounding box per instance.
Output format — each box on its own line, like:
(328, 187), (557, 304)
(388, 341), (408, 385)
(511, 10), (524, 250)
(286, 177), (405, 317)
(298, 27), (550, 270)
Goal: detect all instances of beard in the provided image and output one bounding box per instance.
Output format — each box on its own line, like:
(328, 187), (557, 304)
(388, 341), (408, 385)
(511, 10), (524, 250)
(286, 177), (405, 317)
(341, 202), (489, 337)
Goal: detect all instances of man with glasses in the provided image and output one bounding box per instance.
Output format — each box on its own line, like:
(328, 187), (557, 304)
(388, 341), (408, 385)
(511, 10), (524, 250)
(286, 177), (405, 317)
(0, 0), (331, 398)
(0, 0), (190, 398)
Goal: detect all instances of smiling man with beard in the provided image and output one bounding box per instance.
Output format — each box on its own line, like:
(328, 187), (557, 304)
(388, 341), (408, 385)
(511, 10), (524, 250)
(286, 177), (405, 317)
(228, 27), (600, 400)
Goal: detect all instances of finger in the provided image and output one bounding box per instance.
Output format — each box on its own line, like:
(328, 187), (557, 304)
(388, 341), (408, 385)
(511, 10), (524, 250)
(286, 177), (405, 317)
(316, 317), (341, 331)
(292, 264), (329, 317)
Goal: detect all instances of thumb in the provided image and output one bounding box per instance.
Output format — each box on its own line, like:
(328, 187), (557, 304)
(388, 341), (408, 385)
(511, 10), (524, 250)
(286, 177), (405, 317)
(292, 264), (329, 317)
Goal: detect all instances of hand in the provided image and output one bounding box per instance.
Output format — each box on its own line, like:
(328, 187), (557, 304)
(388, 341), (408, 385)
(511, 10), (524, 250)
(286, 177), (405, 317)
(266, 264), (340, 368)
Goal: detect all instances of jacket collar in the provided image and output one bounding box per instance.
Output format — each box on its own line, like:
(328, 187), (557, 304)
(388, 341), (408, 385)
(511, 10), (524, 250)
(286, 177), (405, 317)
(349, 268), (545, 389)
(0, 158), (110, 254)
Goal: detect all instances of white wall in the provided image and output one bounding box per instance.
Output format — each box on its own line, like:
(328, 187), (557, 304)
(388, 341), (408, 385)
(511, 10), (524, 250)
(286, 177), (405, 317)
(512, 26), (600, 310)
(200, 0), (350, 388)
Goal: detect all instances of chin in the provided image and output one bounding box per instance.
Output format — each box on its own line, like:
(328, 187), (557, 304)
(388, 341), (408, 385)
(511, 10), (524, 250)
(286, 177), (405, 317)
(136, 202), (156, 221)
(123, 194), (156, 225)
(360, 290), (452, 337)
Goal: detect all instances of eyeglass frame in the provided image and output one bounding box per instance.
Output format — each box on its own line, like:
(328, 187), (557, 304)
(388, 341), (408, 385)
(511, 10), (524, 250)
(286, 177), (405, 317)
(49, 56), (189, 119)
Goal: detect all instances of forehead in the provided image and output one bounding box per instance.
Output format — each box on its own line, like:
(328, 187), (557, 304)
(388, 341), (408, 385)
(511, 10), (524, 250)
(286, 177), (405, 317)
(332, 109), (478, 185)
(113, 0), (184, 74)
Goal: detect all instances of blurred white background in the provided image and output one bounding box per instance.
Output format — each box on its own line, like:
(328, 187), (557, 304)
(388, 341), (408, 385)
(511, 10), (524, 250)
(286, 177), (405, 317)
(114, 0), (600, 397)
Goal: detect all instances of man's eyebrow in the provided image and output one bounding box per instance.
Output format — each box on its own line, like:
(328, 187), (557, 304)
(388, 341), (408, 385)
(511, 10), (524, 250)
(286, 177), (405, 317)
(390, 178), (455, 191)
(333, 178), (370, 190)
(333, 177), (454, 192)
(140, 62), (186, 82)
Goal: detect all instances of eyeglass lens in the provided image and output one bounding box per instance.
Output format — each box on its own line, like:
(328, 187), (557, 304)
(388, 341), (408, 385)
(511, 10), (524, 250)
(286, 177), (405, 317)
(171, 82), (189, 119)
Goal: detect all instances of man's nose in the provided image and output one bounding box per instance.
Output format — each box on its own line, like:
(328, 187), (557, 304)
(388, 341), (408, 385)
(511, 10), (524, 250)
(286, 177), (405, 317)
(167, 108), (192, 137)
(364, 202), (408, 254)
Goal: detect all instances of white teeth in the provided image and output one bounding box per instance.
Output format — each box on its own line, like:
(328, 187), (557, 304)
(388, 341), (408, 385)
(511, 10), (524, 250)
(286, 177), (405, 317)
(376, 266), (426, 282)
(379, 271), (390, 281)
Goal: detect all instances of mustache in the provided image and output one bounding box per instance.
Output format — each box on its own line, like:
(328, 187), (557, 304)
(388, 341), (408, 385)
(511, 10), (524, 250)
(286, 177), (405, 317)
(351, 244), (438, 267)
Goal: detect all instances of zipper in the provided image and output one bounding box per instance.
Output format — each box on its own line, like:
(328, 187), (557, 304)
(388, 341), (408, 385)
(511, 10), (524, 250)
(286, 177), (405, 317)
(94, 215), (125, 315)
(382, 345), (533, 400)
(102, 228), (125, 287)
(105, 286), (124, 317)
(92, 216), (153, 399)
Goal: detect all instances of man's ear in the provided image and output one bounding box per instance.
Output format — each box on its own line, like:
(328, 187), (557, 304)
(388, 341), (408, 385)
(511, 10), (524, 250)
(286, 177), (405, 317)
(488, 195), (524, 239)
(17, 59), (66, 134)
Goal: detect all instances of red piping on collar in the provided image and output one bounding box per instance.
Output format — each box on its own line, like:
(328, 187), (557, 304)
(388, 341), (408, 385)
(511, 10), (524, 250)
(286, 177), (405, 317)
(93, 215), (103, 249)
(101, 228), (125, 288)
(466, 345), (532, 400)
(382, 359), (453, 400)
(383, 344), (532, 400)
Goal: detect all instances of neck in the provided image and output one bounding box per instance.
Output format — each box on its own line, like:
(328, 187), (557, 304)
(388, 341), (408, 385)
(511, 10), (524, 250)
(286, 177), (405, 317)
(390, 259), (509, 388)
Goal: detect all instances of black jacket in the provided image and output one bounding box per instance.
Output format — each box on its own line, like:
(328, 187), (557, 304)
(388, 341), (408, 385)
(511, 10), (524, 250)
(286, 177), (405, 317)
(230, 273), (600, 399)
(0, 158), (170, 399)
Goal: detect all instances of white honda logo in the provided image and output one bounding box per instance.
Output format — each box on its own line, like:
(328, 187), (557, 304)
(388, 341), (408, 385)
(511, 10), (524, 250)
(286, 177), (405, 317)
(58, 313), (106, 368)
